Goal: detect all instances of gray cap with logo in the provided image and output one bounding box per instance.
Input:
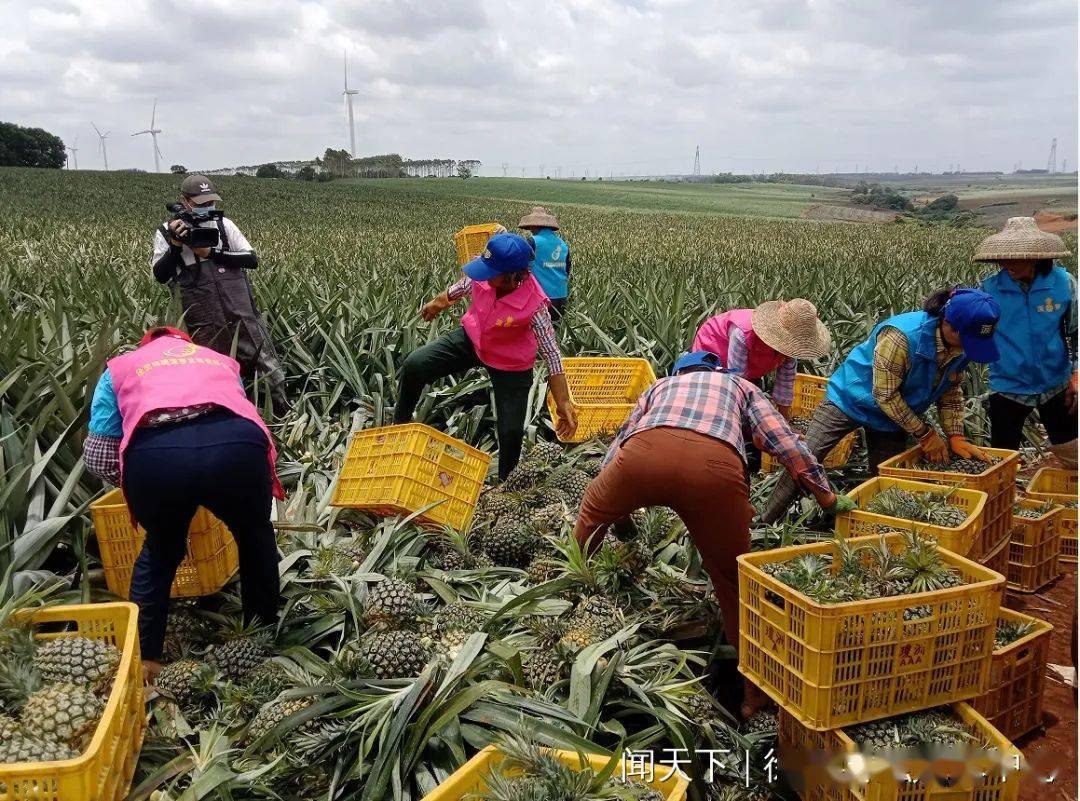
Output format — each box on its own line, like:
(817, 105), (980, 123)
(180, 174), (222, 204)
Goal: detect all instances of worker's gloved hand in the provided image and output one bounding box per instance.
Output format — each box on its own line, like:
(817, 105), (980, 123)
(949, 435), (991, 462)
(919, 429), (950, 463)
(831, 494), (857, 514)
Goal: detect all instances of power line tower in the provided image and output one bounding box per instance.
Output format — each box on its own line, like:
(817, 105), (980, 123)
(692, 145), (701, 176)
(1046, 138), (1057, 173)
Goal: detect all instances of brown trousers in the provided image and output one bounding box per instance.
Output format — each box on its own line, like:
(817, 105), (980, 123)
(573, 427), (753, 646)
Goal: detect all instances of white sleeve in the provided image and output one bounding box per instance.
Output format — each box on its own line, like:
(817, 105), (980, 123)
(222, 218), (252, 253)
(151, 228), (170, 266)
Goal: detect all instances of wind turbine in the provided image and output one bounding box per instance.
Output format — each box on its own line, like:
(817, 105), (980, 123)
(66, 137), (79, 170)
(343, 51), (358, 156)
(132, 98), (163, 172)
(92, 122), (110, 171)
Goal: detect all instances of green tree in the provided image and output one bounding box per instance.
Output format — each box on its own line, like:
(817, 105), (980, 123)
(256, 163), (284, 179)
(0, 122), (65, 168)
(295, 165), (317, 181)
(170, 164), (187, 174)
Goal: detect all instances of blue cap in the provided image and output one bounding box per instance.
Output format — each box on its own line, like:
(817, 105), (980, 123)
(463, 233), (535, 282)
(943, 288), (1001, 363)
(672, 350), (722, 375)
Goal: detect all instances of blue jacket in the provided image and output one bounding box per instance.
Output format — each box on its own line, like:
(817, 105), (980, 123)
(980, 265), (1075, 395)
(530, 229), (569, 300)
(826, 311), (968, 432)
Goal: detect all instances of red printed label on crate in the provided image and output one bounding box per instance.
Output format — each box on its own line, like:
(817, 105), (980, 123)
(438, 471), (453, 488)
(898, 642), (926, 668)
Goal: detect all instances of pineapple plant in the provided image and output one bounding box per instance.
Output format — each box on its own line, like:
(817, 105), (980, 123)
(207, 632), (272, 682)
(521, 648), (566, 691)
(362, 577), (421, 628)
(481, 518), (536, 568)
(154, 659), (214, 710)
(995, 617), (1037, 648)
(434, 602), (489, 634)
(846, 707), (980, 754)
(32, 636), (120, 691)
(356, 631), (433, 679)
(865, 487), (967, 528)
(162, 604), (206, 662)
(246, 695), (314, 744)
(20, 682), (104, 748)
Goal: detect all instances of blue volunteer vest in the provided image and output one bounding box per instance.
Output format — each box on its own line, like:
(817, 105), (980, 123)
(529, 229), (569, 300)
(980, 265), (1073, 395)
(826, 311), (969, 432)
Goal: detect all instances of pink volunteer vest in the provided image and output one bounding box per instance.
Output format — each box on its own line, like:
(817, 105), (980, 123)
(461, 274), (549, 371)
(692, 309), (786, 381)
(108, 336), (284, 499)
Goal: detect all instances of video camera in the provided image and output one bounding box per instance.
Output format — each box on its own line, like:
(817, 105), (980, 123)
(165, 202), (222, 250)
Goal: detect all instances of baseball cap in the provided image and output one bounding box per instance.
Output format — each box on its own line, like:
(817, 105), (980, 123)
(139, 326), (192, 346)
(672, 350), (722, 375)
(943, 288), (1001, 363)
(462, 233), (535, 281)
(180, 174), (222, 204)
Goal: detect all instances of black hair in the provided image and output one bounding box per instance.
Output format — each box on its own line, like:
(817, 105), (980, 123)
(143, 326), (176, 341)
(676, 365), (714, 375)
(922, 287), (954, 317)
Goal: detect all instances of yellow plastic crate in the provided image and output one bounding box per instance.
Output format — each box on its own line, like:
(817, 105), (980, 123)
(778, 703), (1021, 801)
(877, 447), (1019, 560)
(453, 222), (501, 266)
(90, 488), (238, 599)
(739, 533), (1003, 731)
(419, 745), (689, 801)
(983, 534), (1009, 579)
(1, 603), (144, 801)
(547, 357), (657, 443)
(331, 423), (490, 531)
(1026, 468), (1077, 563)
(835, 477), (988, 558)
(970, 608), (1052, 742)
(1006, 499), (1062, 593)
(761, 374), (858, 474)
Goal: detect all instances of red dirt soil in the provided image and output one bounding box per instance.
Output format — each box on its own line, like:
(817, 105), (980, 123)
(1006, 564), (1077, 800)
(1034, 210), (1078, 233)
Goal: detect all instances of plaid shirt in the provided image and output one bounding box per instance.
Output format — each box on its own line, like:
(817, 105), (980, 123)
(447, 276), (563, 375)
(83, 405), (218, 486)
(726, 325), (796, 406)
(603, 371), (831, 494)
(871, 326), (965, 437)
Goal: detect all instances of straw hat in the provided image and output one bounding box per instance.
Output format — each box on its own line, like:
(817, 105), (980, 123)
(751, 298), (831, 360)
(973, 216), (1071, 262)
(519, 206), (559, 230)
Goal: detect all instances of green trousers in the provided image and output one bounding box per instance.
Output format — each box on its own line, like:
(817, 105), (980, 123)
(394, 327), (532, 480)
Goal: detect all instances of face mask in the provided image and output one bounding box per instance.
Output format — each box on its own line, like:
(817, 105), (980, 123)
(190, 204), (215, 217)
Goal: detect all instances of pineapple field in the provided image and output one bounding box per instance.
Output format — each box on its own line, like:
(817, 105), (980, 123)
(0, 167), (1076, 799)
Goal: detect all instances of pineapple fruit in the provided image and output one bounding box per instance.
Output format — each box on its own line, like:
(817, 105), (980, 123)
(363, 577), (420, 628)
(207, 636), (271, 682)
(20, 683), (103, 748)
(33, 637), (119, 691)
(357, 631), (433, 679)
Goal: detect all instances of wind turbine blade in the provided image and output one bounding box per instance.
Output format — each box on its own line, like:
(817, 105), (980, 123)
(151, 98), (157, 128)
(92, 122), (101, 136)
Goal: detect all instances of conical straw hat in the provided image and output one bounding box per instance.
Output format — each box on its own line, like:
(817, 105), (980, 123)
(751, 298), (831, 360)
(973, 216), (1071, 261)
(518, 206), (559, 229)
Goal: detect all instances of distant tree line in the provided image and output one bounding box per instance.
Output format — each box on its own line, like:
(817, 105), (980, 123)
(850, 181), (913, 211)
(0, 121), (65, 168)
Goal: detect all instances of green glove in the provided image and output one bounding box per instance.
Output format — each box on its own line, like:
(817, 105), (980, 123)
(831, 494), (857, 514)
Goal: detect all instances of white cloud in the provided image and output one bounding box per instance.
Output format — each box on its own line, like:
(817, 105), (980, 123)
(0, 0), (1074, 174)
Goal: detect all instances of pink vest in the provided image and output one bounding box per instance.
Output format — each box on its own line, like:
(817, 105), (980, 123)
(108, 336), (284, 499)
(461, 274), (549, 371)
(692, 309), (786, 381)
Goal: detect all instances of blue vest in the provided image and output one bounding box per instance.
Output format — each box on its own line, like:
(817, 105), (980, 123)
(529, 229), (569, 300)
(980, 265), (1073, 395)
(826, 311), (969, 432)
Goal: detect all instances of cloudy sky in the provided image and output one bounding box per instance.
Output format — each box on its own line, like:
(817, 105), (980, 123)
(2, 0), (1076, 175)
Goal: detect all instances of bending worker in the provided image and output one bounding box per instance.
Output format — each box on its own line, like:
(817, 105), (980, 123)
(693, 298), (831, 418)
(150, 174), (288, 415)
(974, 217), (1077, 450)
(518, 206), (571, 323)
(397, 232), (577, 479)
(574, 351), (850, 716)
(761, 288), (1001, 524)
(84, 327), (284, 677)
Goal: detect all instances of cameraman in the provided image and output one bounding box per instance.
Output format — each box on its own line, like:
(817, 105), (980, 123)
(151, 174), (288, 415)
